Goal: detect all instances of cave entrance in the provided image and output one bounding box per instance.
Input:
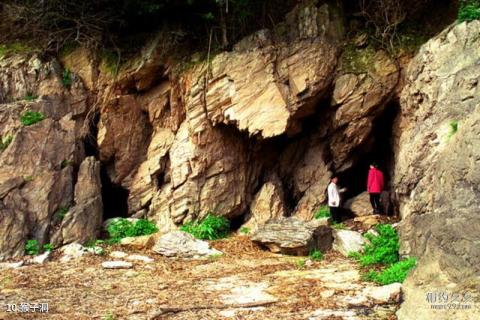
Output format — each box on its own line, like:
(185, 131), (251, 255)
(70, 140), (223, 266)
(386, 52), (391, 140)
(100, 165), (130, 220)
(337, 101), (399, 216)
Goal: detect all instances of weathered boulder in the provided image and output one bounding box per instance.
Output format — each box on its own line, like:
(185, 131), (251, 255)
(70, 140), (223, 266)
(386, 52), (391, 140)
(251, 218), (333, 255)
(241, 175), (286, 233)
(332, 229), (366, 257)
(344, 192), (372, 217)
(362, 283), (402, 304)
(119, 234), (157, 249)
(394, 21), (480, 320)
(354, 215), (382, 229)
(152, 231), (222, 258)
(51, 157), (103, 246)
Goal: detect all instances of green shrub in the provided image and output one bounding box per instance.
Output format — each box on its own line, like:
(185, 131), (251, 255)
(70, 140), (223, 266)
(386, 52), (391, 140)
(62, 69), (73, 87)
(43, 243), (54, 252)
(364, 258), (417, 285)
(331, 222), (346, 230)
(20, 110), (45, 126)
(357, 224), (399, 266)
(61, 159), (72, 168)
(106, 218), (159, 243)
(180, 213), (230, 240)
(25, 239), (40, 255)
(239, 226), (250, 234)
(314, 205), (331, 219)
(309, 249), (323, 261)
(54, 207), (69, 221)
(448, 120), (459, 138)
(458, 1), (480, 22)
(0, 136), (13, 151)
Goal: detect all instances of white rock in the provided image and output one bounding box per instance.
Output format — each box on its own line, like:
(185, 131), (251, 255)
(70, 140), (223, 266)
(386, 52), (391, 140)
(109, 251), (128, 259)
(86, 246), (104, 255)
(320, 290), (335, 298)
(332, 230), (366, 257)
(362, 283), (402, 303)
(101, 261), (133, 269)
(126, 254), (154, 263)
(60, 243), (87, 262)
(152, 231), (222, 258)
(30, 251), (51, 264)
(0, 261), (24, 269)
(309, 309), (359, 320)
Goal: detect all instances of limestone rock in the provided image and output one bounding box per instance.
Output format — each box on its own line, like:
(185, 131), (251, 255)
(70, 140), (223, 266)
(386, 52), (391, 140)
(59, 243), (87, 262)
(344, 192), (372, 217)
(251, 218), (333, 255)
(152, 231), (222, 258)
(354, 215), (382, 229)
(362, 283), (402, 304)
(0, 261), (24, 269)
(394, 21), (480, 320)
(119, 234), (157, 249)
(29, 251), (51, 265)
(102, 261), (133, 269)
(332, 230), (366, 257)
(109, 251), (128, 259)
(51, 157), (103, 246)
(241, 175), (286, 233)
(126, 254), (154, 263)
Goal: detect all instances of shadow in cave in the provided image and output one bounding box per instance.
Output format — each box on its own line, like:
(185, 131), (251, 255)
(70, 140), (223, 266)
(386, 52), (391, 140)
(100, 165), (130, 220)
(337, 101), (400, 217)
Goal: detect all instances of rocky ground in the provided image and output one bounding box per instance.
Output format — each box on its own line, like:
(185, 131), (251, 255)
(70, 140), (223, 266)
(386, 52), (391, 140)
(0, 236), (399, 320)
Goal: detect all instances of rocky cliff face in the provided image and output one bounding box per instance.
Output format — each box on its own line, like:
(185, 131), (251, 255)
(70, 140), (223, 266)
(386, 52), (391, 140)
(394, 20), (480, 320)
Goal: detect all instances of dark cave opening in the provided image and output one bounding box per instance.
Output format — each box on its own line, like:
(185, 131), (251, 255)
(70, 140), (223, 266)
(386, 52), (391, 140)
(337, 101), (400, 216)
(100, 165), (130, 220)
(84, 112), (100, 157)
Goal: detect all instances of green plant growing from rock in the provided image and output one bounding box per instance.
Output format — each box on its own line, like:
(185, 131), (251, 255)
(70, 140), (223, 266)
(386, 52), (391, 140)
(180, 213), (230, 240)
(61, 159), (72, 168)
(54, 207), (69, 221)
(314, 205), (331, 219)
(356, 224), (399, 266)
(106, 218), (159, 244)
(364, 257), (417, 285)
(62, 69), (73, 88)
(43, 243), (54, 252)
(0, 136), (13, 151)
(309, 249), (323, 261)
(24, 93), (38, 102)
(20, 110), (45, 126)
(0, 43), (33, 58)
(458, 0), (480, 22)
(25, 239), (40, 255)
(239, 226), (250, 234)
(331, 222), (346, 230)
(448, 120), (459, 138)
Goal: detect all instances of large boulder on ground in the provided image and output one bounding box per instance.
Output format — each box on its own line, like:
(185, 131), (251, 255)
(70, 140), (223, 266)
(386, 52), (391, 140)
(344, 192), (372, 217)
(241, 175), (286, 233)
(394, 21), (480, 320)
(251, 218), (333, 255)
(332, 229), (366, 257)
(152, 231), (222, 258)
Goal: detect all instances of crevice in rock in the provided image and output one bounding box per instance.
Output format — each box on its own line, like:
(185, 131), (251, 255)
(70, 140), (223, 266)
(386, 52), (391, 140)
(100, 164), (130, 220)
(83, 112), (100, 158)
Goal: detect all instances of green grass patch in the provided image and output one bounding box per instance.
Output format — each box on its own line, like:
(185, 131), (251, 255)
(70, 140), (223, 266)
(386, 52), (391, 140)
(309, 249), (323, 261)
(448, 120), (459, 138)
(331, 222), (346, 230)
(100, 49), (120, 76)
(42, 243), (54, 252)
(355, 224), (399, 266)
(458, 1), (480, 22)
(25, 239), (40, 255)
(295, 258), (307, 269)
(341, 44), (377, 74)
(239, 226), (250, 234)
(180, 213), (230, 240)
(0, 43), (33, 58)
(20, 110), (45, 126)
(0, 136), (13, 151)
(364, 258), (417, 285)
(314, 205), (331, 219)
(106, 218), (158, 244)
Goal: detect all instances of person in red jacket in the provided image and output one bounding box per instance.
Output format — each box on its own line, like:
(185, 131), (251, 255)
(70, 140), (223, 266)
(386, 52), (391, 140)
(367, 163), (384, 214)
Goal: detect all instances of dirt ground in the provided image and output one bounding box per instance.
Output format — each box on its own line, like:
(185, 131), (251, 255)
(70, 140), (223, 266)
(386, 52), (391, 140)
(0, 236), (398, 320)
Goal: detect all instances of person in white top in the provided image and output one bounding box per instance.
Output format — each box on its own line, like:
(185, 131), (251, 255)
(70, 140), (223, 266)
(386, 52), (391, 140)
(327, 176), (346, 222)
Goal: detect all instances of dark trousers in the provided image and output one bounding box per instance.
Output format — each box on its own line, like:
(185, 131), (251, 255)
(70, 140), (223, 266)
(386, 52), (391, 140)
(369, 193), (382, 214)
(330, 206), (341, 222)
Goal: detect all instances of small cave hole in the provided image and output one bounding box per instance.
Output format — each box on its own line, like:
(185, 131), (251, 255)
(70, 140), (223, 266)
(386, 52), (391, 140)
(100, 165), (130, 220)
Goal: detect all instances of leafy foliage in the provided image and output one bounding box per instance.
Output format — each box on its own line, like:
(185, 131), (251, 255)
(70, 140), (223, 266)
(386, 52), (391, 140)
(180, 213), (230, 240)
(239, 226), (250, 234)
(314, 205), (331, 219)
(0, 136), (13, 151)
(61, 159), (72, 168)
(356, 224), (399, 266)
(106, 218), (159, 243)
(43, 243), (54, 252)
(54, 207), (69, 221)
(62, 69), (73, 87)
(309, 249), (323, 261)
(331, 222), (346, 230)
(20, 110), (45, 126)
(364, 258), (417, 284)
(448, 120), (459, 138)
(25, 239), (40, 255)
(458, 0), (480, 22)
